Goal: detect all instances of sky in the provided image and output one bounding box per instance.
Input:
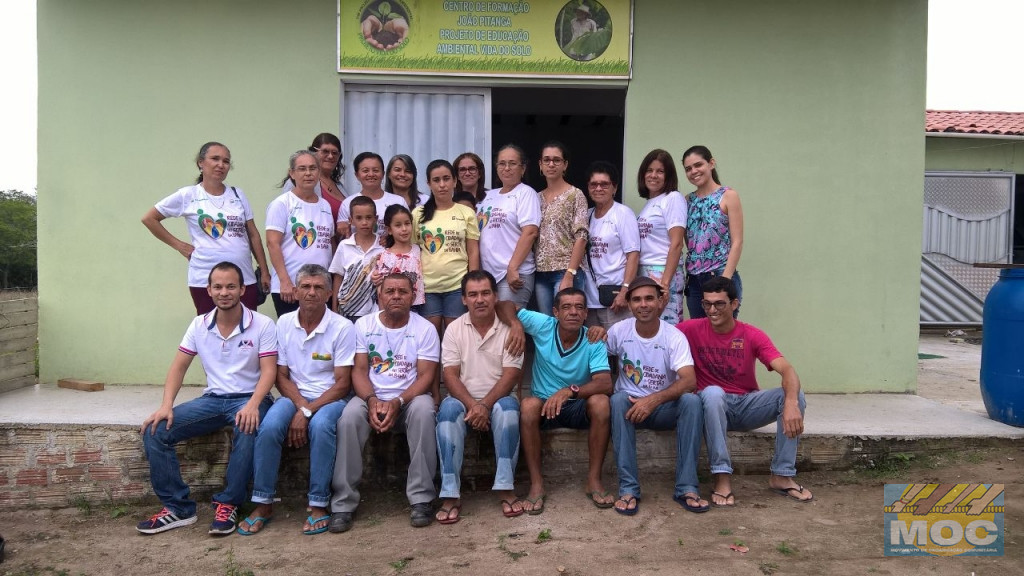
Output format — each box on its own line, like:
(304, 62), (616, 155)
(1, 0), (1023, 193)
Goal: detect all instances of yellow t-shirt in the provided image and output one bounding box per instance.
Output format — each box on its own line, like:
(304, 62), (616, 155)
(413, 203), (480, 293)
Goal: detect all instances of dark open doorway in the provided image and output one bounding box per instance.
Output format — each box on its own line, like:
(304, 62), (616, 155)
(491, 87), (626, 199)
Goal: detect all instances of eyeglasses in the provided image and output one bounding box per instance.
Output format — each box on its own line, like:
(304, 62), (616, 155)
(700, 300), (732, 311)
(293, 166), (319, 174)
(314, 148), (340, 157)
(497, 161), (521, 169)
(458, 166), (479, 174)
(588, 181), (613, 189)
(541, 157), (564, 165)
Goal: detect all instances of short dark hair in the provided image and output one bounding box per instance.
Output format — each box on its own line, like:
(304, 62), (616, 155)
(380, 271), (415, 292)
(636, 148), (679, 199)
(349, 194), (376, 215)
(702, 276), (737, 301)
(585, 160), (619, 189)
(353, 151), (385, 173)
(208, 261), (244, 286)
(554, 287), (587, 309)
(461, 269), (498, 294)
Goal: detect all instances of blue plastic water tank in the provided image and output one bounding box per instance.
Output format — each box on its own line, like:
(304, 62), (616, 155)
(981, 267), (1024, 427)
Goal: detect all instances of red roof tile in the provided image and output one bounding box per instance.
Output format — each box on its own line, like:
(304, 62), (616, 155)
(926, 110), (1024, 136)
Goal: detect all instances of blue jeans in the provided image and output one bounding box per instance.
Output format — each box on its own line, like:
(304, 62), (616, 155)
(251, 396), (348, 508)
(436, 395), (520, 498)
(534, 270), (585, 315)
(699, 385), (805, 476)
(686, 270), (742, 320)
(609, 391), (703, 499)
(142, 393), (273, 517)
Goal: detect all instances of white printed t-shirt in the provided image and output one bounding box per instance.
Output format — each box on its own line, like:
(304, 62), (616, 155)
(606, 318), (693, 398)
(586, 202), (640, 308)
(337, 192), (409, 243)
(477, 183), (541, 283)
(276, 308), (356, 398)
(354, 311), (440, 401)
(155, 184), (256, 287)
(637, 191), (688, 267)
(178, 306), (278, 395)
(265, 191), (334, 293)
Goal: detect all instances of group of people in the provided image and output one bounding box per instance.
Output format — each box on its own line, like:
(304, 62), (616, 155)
(135, 134), (810, 537)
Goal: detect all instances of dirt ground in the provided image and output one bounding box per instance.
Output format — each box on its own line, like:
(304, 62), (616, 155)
(1, 444), (1021, 576)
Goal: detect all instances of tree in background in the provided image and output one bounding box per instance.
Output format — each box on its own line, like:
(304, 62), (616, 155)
(0, 190), (37, 289)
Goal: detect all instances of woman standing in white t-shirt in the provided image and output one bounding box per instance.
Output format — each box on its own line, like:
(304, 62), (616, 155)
(265, 150), (335, 316)
(335, 152), (409, 241)
(142, 141), (271, 315)
(584, 161), (639, 329)
(477, 144), (541, 309)
(636, 148), (688, 324)
(386, 154), (430, 210)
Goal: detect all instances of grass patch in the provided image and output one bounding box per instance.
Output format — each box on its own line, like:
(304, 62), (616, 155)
(497, 533), (528, 561)
(389, 557), (413, 572)
(109, 504), (130, 519)
(917, 353), (946, 360)
(224, 548), (255, 576)
(71, 496), (91, 516)
(855, 451), (917, 478)
(759, 561), (780, 575)
(718, 528), (733, 536)
(536, 528), (552, 543)
(776, 541), (797, 555)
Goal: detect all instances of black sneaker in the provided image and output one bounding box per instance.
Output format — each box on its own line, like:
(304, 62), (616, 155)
(410, 503), (433, 528)
(328, 512), (354, 534)
(136, 508), (198, 534)
(208, 502), (238, 535)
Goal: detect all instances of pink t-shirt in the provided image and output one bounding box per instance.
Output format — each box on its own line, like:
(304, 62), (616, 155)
(676, 318), (782, 395)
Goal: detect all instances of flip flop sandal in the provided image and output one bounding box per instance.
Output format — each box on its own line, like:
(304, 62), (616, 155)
(501, 499), (525, 518)
(614, 495), (640, 516)
(674, 493), (710, 514)
(585, 491), (615, 509)
(236, 516), (272, 535)
(711, 491), (735, 507)
(436, 503), (462, 524)
(775, 485), (814, 503)
(303, 514), (331, 535)
(523, 494), (546, 516)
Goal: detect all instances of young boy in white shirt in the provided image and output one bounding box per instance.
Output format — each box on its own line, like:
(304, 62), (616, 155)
(330, 196), (384, 323)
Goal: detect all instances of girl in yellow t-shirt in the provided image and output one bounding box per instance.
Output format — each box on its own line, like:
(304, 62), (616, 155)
(413, 160), (481, 398)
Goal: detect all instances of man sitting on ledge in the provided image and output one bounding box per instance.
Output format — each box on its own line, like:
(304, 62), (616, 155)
(677, 276), (812, 507)
(138, 261), (277, 535)
(238, 264), (355, 536)
(329, 272), (439, 532)
(499, 287), (614, 513)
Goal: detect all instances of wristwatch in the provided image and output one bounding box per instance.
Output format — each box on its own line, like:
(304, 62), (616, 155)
(567, 268), (577, 276)
(300, 406), (313, 418)
(569, 385), (580, 399)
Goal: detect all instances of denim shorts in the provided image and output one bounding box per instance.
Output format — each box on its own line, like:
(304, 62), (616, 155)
(422, 289), (466, 319)
(539, 398), (591, 430)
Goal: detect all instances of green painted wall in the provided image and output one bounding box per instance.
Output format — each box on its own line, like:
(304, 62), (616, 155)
(38, 0), (927, 392)
(623, 0), (926, 392)
(38, 0), (341, 385)
(926, 137), (1024, 173)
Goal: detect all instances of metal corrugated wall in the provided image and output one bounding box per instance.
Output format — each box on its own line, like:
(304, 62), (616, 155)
(340, 85), (491, 196)
(920, 172), (1015, 325)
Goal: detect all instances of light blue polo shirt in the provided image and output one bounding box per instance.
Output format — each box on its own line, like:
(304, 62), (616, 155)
(517, 309), (610, 400)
